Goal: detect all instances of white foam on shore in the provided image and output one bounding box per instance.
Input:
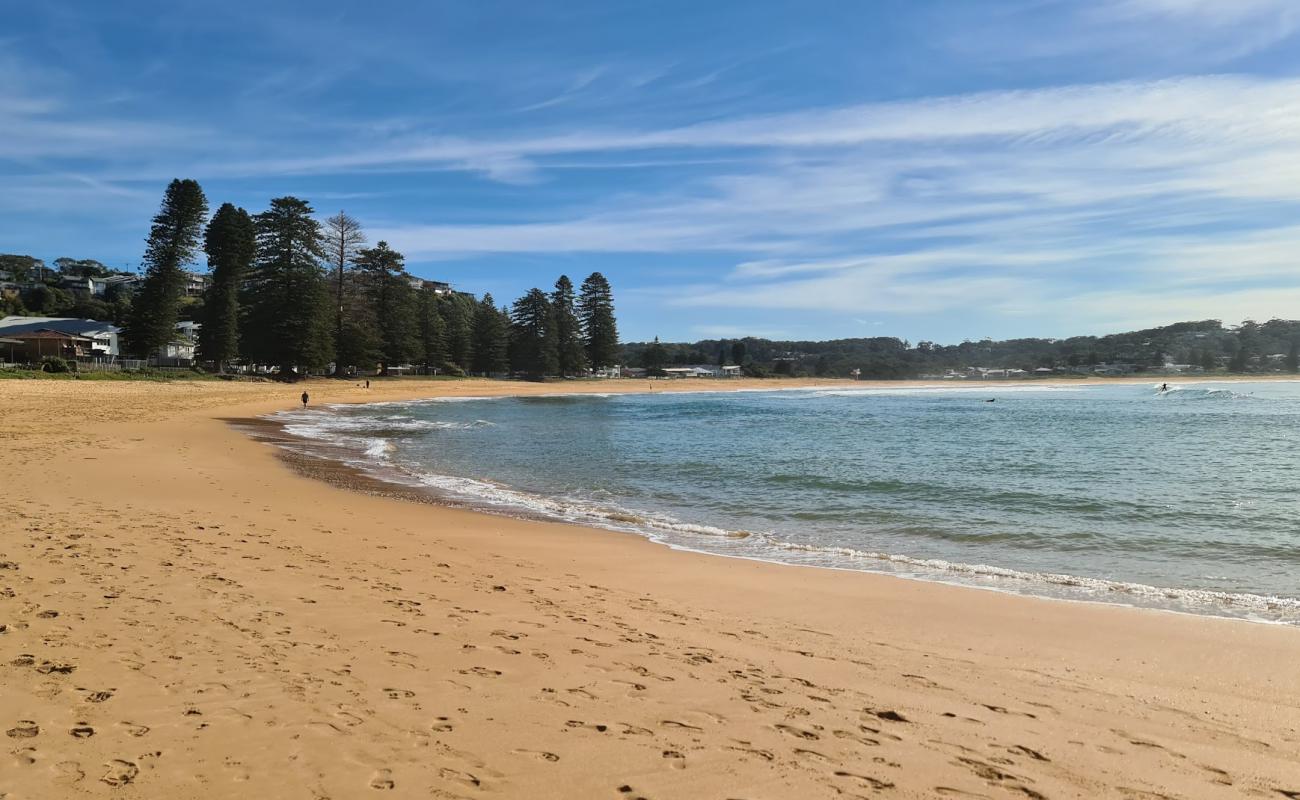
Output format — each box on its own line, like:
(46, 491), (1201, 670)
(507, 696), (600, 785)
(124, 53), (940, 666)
(264, 401), (1300, 627)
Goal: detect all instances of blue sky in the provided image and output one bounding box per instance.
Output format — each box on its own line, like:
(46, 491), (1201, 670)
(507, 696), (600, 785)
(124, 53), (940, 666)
(5, 0), (1300, 343)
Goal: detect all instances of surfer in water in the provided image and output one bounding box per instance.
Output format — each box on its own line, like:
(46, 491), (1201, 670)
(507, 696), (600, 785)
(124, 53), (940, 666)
(1159, 383), (1169, 393)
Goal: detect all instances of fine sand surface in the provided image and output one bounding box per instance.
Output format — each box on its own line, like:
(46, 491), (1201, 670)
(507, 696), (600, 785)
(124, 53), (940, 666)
(2, 376), (1299, 800)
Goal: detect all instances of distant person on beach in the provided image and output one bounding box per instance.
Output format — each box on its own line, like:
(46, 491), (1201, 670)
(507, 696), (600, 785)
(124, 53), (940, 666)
(365, 379), (370, 389)
(300, 391), (309, 408)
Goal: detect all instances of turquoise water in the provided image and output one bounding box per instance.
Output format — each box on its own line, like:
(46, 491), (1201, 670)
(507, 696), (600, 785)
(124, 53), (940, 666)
(274, 382), (1300, 624)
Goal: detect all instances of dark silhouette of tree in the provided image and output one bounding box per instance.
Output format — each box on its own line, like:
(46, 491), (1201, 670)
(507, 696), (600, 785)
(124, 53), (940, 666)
(472, 294), (510, 375)
(577, 272), (618, 369)
(122, 179), (208, 358)
(416, 286), (448, 374)
(321, 211), (366, 375)
(241, 197), (333, 375)
(354, 241), (417, 375)
(197, 203), (256, 371)
(551, 275), (587, 376)
(509, 288), (558, 379)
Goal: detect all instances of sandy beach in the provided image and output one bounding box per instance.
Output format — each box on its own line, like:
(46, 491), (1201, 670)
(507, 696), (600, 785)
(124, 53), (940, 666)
(2, 376), (1299, 799)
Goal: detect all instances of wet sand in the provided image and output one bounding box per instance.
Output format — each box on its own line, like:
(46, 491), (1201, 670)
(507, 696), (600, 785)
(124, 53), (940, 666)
(1, 377), (1298, 799)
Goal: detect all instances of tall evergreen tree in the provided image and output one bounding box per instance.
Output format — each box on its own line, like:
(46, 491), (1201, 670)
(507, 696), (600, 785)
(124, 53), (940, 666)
(442, 292), (476, 371)
(354, 241), (417, 375)
(241, 197), (334, 374)
(471, 293), (510, 375)
(321, 212), (366, 375)
(509, 288), (558, 379)
(1288, 340), (1300, 374)
(643, 336), (667, 373)
(550, 275), (587, 376)
(197, 203), (255, 371)
(122, 179), (208, 358)
(416, 286), (449, 373)
(577, 272), (618, 369)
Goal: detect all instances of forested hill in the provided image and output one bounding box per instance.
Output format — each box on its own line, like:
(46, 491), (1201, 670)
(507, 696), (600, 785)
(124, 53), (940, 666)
(623, 319), (1300, 379)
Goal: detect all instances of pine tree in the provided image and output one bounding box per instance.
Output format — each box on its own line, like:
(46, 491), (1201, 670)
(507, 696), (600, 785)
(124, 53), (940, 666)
(241, 197), (334, 375)
(509, 288), (558, 380)
(123, 179), (208, 358)
(197, 203), (255, 371)
(577, 272), (618, 369)
(441, 292), (476, 372)
(643, 336), (667, 373)
(1288, 340), (1300, 374)
(472, 294), (510, 375)
(731, 340), (748, 366)
(551, 275), (587, 376)
(321, 212), (366, 375)
(416, 286), (449, 373)
(353, 241), (417, 375)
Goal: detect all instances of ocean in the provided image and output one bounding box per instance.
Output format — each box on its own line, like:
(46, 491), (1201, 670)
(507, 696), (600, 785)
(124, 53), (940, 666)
(269, 381), (1300, 625)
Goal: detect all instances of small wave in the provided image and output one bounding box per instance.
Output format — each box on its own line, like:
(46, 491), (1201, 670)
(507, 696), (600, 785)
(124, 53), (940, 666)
(760, 538), (1300, 621)
(1156, 386), (1253, 401)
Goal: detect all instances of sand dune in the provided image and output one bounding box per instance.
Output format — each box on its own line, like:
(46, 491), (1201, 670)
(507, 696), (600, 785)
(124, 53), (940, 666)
(2, 377), (1298, 799)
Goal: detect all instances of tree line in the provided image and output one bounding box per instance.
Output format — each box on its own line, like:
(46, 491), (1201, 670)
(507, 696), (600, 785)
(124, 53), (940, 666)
(624, 318), (1300, 378)
(25, 179), (618, 378)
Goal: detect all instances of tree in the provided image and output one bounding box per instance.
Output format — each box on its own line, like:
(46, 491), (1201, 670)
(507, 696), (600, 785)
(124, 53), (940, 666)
(20, 283), (74, 316)
(472, 294), (510, 375)
(1287, 340), (1299, 374)
(577, 272), (618, 369)
(551, 275), (587, 376)
(122, 179), (209, 358)
(353, 241), (417, 375)
(54, 258), (112, 278)
(197, 203), (256, 370)
(509, 288), (558, 379)
(241, 196), (334, 374)
(321, 212), (366, 375)
(0, 254), (46, 283)
(1200, 348), (1217, 372)
(642, 336), (667, 374)
(416, 286), (449, 373)
(442, 292), (476, 371)
(1228, 343), (1249, 373)
(731, 340), (748, 366)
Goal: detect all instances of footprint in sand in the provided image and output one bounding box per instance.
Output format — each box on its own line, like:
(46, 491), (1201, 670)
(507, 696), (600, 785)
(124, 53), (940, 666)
(662, 750), (686, 769)
(369, 768), (395, 790)
(85, 690), (114, 703)
(100, 759), (139, 787)
(70, 725), (95, 738)
(53, 760), (85, 784)
(512, 748), (560, 762)
(6, 720), (40, 738)
(117, 722), (150, 737)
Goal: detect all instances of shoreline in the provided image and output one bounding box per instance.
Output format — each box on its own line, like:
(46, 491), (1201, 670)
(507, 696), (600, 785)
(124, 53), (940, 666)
(252, 383), (1300, 629)
(3, 377), (1299, 798)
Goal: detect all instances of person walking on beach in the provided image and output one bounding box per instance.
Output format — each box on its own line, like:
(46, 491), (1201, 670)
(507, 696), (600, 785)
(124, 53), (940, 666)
(300, 391), (309, 409)
(365, 379), (370, 389)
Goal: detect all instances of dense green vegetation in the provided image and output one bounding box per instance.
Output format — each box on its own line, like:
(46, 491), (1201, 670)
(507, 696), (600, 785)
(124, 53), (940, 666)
(2, 179), (620, 380)
(624, 319), (1300, 379)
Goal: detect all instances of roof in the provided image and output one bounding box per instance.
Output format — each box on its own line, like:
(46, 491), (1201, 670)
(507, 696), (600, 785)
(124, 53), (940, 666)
(0, 337), (22, 345)
(0, 316), (119, 337)
(8, 329), (94, 342)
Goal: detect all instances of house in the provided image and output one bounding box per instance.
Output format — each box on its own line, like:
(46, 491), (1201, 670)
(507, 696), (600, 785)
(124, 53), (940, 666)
(1, 330), (97, 362)
(720, 364), (742, 377)
(406, 277), (454, 295)
(156, 320), (201, 365)
(0, 316), (119, 357)
(662, 366), (720, 378)
(183, 272), (210, 297)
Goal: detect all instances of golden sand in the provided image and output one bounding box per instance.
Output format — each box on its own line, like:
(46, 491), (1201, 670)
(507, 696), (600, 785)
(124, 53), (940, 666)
(1, 377), (1298, 799)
